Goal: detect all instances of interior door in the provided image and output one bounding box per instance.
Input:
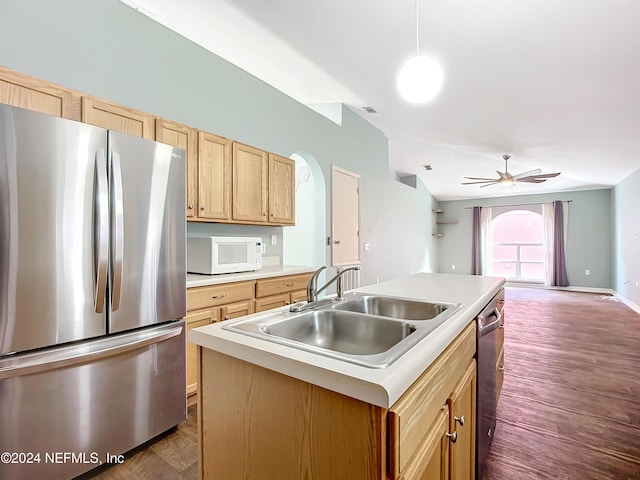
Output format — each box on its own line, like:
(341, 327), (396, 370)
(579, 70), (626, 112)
(331, 165), (360, 266)
(107, 131), (186, 334)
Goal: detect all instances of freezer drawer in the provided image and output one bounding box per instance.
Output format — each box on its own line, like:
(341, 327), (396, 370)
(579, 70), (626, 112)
(0, 321), (186, 480)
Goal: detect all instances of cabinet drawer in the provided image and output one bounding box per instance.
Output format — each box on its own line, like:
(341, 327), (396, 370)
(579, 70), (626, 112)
(255, 273), (313, 298)
(496, 346), (505, 404)
(388, 323), (475, 476)
(187, 281), (254, 311)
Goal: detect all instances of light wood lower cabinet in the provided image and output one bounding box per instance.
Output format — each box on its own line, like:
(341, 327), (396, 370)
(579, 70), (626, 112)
(220, 300), (254, 321)
(198, 321), (477, 480)
(254, 273), (313, 312)
(185, 309), (219, 396)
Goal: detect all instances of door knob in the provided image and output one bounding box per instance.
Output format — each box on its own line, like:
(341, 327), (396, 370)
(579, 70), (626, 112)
(334, 240), (341, 244)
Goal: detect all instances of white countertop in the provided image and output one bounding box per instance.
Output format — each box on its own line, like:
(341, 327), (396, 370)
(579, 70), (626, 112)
(189, 272), (505, 408)
(186, 265), (318, 288)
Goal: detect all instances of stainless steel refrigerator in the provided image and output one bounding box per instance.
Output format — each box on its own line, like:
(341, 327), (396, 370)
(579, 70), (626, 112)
(0, 104), (187, 479)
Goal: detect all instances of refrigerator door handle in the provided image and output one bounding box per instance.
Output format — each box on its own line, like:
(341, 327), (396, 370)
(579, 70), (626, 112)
(111, 150), (124, 312)
(94, 149), (109, 313)
(0, 323), (184, 380)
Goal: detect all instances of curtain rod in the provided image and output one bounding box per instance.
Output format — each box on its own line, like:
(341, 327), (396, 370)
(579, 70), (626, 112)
(463, 200), (572, 210)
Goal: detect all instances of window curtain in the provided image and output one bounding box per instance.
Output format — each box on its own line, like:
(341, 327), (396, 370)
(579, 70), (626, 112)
(471, 206), (492, 275)
(542, 201), (569, 286)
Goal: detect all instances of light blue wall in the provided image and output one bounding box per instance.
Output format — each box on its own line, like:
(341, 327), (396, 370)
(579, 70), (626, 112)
(0, 0), (438, 287)
(613, 168), (640, 304)
(436, 189), (613, 288)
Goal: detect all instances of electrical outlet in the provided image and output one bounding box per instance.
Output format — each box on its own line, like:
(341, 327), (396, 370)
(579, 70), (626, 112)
(261, 244), (266, 254)
(364, 243), (371, 251)
(585, 269), (590, 276)
(271, 235), (277, 246)
(452, 264), (456, 271)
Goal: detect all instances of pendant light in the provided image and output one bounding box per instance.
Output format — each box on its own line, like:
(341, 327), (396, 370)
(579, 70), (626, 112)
(397, 0), (443, 103)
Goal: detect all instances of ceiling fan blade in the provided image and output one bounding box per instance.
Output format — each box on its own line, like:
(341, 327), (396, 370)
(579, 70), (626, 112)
(463, 176), (498, 181)
(515, 178), (547, 183)
(480, 181), (501, 188)
(496, 170), (506, 180)
(461, 180), (498, 185)
(528, 172), (561, 179)
(513, 168), (542, 180)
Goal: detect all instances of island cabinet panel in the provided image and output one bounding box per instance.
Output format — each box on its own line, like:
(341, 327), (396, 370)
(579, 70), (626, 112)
(388, 322), (476, 480)
(448, 362), (476, 480)
(197, 319), (477, 480)
(198, 349), (388, 480)
(0, 66), (81, 120)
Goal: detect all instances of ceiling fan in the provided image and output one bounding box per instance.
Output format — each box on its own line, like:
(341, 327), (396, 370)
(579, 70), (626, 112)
(462, 154), (561, 188)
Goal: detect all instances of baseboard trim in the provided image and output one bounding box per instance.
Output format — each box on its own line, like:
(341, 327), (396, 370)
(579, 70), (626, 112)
(613, 291), (640, 315)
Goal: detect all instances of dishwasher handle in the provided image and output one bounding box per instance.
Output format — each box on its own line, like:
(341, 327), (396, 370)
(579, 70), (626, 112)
(478, 307), (502, 335)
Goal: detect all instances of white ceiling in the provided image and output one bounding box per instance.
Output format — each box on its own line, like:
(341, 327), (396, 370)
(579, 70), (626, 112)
(121, 0), (640, 200)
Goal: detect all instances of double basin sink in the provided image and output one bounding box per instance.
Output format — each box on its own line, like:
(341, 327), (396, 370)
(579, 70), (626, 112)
(223, 292), (462, 368)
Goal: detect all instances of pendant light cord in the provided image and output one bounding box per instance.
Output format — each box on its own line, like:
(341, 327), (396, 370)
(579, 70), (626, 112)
(415, 0), (420, 56)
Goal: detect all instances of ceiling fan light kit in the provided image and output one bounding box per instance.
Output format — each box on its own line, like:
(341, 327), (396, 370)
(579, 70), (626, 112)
(462, 154), (561, 188)
(398, 0), (443, 103)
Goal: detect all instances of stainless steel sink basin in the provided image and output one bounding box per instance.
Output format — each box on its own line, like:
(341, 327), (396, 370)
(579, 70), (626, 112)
(222, 293), (463, 368)
(263, 310), (416, 355)
(331, 294), (451, 320)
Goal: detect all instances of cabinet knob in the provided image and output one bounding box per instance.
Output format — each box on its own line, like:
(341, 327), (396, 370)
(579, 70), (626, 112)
(224, 315), (230, 320)
(270, 213), (274, 217)
(263, 212), (267, 216)
(200, 206), (206, 211)
(211, 294), (227, 299)
(188, 204), (194, 210)
(446, 431), (458, 443)
(498, 365), (505, 372)
(454, 415), (465, 426)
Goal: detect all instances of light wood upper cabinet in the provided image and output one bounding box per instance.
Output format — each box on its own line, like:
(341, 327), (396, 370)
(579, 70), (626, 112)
(81, 97), (154, 139)
(198, 132), (231, 221)
(155, 119), (198, 218)
(0, 66), (81, 120)
(232, 142), (269, 223)
(268, 153), (295, 225)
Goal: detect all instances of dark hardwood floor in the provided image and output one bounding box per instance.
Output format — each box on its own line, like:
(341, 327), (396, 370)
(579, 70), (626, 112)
(79, 287), (640, 480)
(485, 287), (640, 480)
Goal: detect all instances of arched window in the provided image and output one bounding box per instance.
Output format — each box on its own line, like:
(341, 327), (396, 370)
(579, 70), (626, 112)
(490, 209), (544, 282)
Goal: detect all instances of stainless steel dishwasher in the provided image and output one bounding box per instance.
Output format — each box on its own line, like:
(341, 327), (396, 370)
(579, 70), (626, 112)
(476, 294), (502, 480)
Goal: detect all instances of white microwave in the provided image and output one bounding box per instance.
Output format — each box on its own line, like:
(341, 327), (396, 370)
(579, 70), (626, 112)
(187, 236), (263, 275)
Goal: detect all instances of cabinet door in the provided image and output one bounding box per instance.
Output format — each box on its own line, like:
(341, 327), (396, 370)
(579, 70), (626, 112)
(268, 153), (295, 225)
(198, 132), (231, 220)
(401, 407), (450, 480)
(81, 97), (154, 139)
(155, 119), (198, 218)
(290, 289), (308, 304)
(220, 300), (254, 321)
(0, 66), (81, 120)
(255, 293), (291, 313)
(448, 361), (476, 480)
(232, 142), (268, 223)
(186, 309), (219, 396)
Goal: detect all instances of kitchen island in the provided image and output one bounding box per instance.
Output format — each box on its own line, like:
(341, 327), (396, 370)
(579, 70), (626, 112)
(190, 272), (504, 480)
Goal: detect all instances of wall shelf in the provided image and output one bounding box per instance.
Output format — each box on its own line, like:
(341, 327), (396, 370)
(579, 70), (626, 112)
(432, 209), (457, 238)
